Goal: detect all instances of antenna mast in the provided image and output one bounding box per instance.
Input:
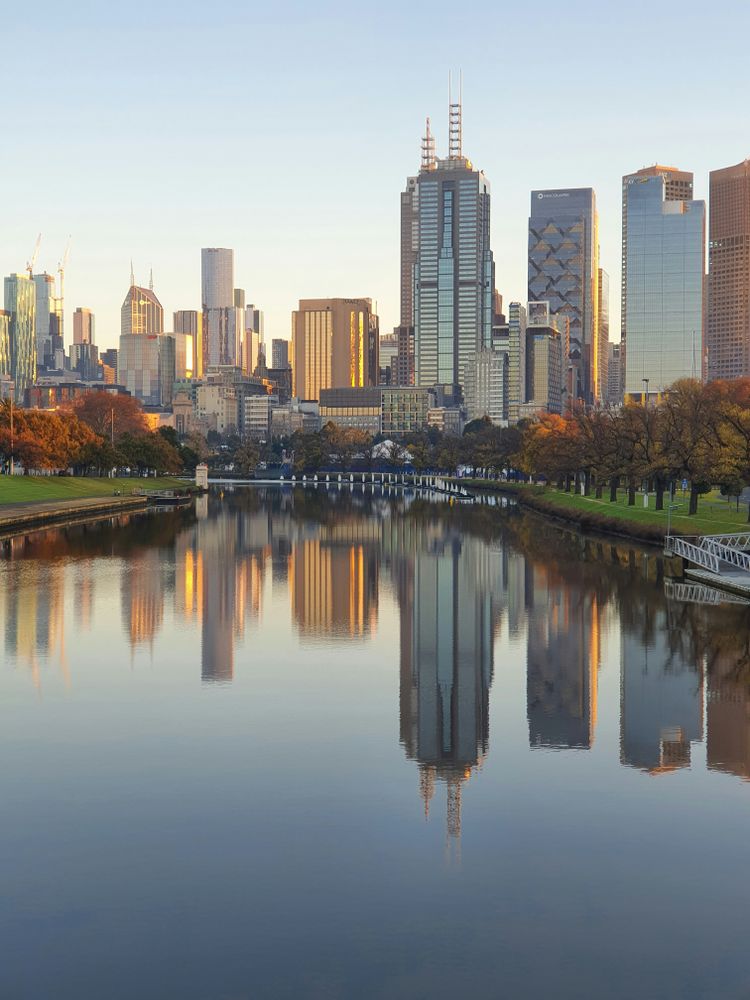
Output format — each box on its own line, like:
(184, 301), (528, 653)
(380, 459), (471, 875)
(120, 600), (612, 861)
(448, 70), (462, 160)
(421, 116), (436, 171)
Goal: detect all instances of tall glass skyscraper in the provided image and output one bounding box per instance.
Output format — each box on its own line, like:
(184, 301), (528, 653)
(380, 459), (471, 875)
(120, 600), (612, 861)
(622, 173), (705, 399)
(201, 248), (242, 369)
(4, 274), (36, 394)
(412, 106), (494, 400)
(528, 188), (600, 403)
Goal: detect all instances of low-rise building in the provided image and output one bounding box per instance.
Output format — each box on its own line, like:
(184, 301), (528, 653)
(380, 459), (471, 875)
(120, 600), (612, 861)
(427, 406), (463, 436)
(245, 394), (278, 439)
(319, 387), (381, 435)
(381, 386), (434, 436)
(463, 348), (508, 425)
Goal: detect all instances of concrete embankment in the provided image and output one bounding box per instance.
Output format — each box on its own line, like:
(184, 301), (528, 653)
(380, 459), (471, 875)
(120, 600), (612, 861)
(0, 495), (152, 540)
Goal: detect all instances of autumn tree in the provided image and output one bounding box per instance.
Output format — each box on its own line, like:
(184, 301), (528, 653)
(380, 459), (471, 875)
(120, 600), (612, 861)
(71, 391), (148, 439)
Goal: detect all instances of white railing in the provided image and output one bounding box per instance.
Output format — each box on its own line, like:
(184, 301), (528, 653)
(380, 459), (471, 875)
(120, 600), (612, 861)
(701, 537), (750, 572)
(664, 579), (750, 606)
(671, 536), (721, 573)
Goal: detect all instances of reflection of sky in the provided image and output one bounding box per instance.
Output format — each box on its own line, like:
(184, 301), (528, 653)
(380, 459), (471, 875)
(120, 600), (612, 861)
(2, 492), (750, 999)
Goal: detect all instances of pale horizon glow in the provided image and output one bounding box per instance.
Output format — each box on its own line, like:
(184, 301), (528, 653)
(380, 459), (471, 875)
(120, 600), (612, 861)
(1, 0), (748, 355)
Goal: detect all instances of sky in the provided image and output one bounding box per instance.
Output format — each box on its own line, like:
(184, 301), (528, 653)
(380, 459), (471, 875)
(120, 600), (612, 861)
(2, 0), (749, 353)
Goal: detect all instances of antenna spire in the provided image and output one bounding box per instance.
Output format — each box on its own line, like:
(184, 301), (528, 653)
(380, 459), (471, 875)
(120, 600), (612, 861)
(130, 259), (135, 287)
(448, 69), (462, 160)
(149, 267), (154, 291)
(421, 116), (436, 171)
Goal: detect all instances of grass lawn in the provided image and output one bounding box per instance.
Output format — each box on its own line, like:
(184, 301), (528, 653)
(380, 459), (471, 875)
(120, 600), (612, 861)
(0, 475), (191, 506)
(502, 483), (750, 536)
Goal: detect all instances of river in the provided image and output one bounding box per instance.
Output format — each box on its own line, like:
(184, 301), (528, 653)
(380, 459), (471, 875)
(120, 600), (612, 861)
(2, 486), (750, 999)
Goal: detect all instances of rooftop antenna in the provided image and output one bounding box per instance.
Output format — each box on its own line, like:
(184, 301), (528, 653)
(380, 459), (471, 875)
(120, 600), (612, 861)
(421, 116), (436, 171)
(448, 70), (462, 160)
(130, 259), (135, 287)
(149, 267), (154, 291)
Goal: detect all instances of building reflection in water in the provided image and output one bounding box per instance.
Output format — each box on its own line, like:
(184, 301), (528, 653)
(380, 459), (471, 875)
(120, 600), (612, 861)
(707, 643), (750, 780)
(395, 520), (502, 848)
(3, 560), (67, 689)
(526, 565), (600, 750)
(620, 606), (703, 774)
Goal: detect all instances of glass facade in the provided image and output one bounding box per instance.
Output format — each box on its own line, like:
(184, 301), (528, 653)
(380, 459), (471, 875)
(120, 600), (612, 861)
(623, 176), (705, 398)
(528, 189), (599, 403)
(0, 311), (10, 378)
(291, 299), (378, 401)
(463, 348), (508, 424)
(414, 158), (494, 396)
(4, 274), (36, 394)
(117, 333), (172, 407)
(121, 285), (163, 337)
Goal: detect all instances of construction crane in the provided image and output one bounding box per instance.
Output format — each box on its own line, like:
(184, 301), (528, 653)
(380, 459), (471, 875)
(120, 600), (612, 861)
(26, 233), (42, 279)
(57, 237), (71, 307)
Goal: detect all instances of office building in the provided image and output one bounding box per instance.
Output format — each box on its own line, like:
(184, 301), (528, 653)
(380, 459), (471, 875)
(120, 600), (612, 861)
(121, 275), (163, 337)
(607, 343), (622, 405)
(70, 342), (100, 381)
(100, 348), (118, 372)
(73, 307), (95, 345)
(528, 188), (600, 403)
(201, 248), (234, 309)
(400, 172), (419, 327)
(117, 333), (173, 407)
(244, 304), (264, 374)
(319, 386), (382, 435)
(598, 268), (609, 401)
(381, 386), (433, 436)
(291, 298), (379, 400)
(525, 301), (563, 415)
(4, 273), (36, 394)
(233, 288), (245, 310)
(707, 159), (750, 381)
(0, 311), (10, 379)
(622, 170), (704, 399)
(271, 338), (289, 370)
(378, 333), (398, 384)
(201, 249), (241, 369)
(33, 273), (62, 368)
(413, 108), (494, 400)
(621, 165), (694, 390)
(393, 325), (415, 385)
(174, 309), (201, 378)
(244, 394), (277, 439)
(463, 348), (508, 424)
(506, 302), (527, 423)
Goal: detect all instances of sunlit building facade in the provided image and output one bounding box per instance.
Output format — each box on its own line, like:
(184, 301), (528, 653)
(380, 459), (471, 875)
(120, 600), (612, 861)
(4, 273), (36, 394)
(121, 283), (163, 337)
(622, 173), (705, 399)
(73, 307), (95, 345)
(707, 159), (750, 381)
(33, 272), (62, 368)
(291, 298), (379, 400)
(117, 333), (174, 407)
(0, 310), (10, 379)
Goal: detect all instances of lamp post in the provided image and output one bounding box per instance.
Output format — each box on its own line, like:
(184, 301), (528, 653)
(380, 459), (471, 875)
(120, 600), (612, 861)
(642, 377), (650, 406)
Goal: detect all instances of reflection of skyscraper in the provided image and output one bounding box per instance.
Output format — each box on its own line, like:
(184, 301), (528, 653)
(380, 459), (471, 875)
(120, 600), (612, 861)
(707, 655), (750, 780)
(527, 566), (600, 749)
(398, 526), (496, 843)
(620, 608), (703, 773)
(290, 530), (378, 640)
(121, 551), (165, 648)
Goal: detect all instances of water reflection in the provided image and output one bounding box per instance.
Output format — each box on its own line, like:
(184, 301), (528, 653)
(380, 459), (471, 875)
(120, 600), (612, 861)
(3, 487), (750, 801)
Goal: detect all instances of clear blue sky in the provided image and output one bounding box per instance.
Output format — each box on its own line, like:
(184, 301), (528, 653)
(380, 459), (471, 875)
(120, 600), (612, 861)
(2, 0), (747, 352)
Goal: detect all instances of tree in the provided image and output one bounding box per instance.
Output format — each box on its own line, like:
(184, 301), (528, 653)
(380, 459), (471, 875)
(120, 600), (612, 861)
(71, 391), (148, 439)
(233, 440), (260, 476)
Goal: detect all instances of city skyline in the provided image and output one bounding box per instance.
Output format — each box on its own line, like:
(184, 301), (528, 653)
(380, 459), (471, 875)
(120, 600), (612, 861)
(1, 2), (746, 354)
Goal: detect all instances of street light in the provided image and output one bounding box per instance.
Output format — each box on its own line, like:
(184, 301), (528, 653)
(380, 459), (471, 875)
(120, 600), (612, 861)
(642, 377), (650, 406)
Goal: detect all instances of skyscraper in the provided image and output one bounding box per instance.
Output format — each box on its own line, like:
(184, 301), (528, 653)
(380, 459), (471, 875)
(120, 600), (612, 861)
(201, 249), (242, 369)
(174, 309), (201, 378)
(598, 268), (609, 402)
(32, 273), (62, 369)
(0, 311), (10, 381)
(621, 166), (694, 390)
(622, 171), (704, 399)
(528, 188), (600, 403)
(412, 103), (494, 401)
(271, 338), (289, 370)
(121, 276), (163, 336)
(73, 307), (95, 345)
(291, 298), (379, 400)
(4, 274), (36, 394)
(400, 173), (419, 327)
(707, 159), (750, 381)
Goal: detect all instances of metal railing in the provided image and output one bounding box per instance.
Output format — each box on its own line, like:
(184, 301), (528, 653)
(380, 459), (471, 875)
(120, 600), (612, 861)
(664, 579), (750, 606)
(671, 536), (721, 573)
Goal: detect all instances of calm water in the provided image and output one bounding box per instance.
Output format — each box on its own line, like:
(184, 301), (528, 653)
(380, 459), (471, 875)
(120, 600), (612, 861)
(2, 487), (750, 1000)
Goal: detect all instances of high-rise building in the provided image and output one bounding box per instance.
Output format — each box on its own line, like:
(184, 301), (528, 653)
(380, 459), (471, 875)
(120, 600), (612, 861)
(412, 107), (494, 400)
(607, 343), (622, 405)
(400, 173), (419, 327)
(378, 332), (398, 384)
(121, 275), (163, 337)
(621, 166), (694, 390)
(393, 325), (415, 386)
(233, 288), (246, 310)
(70, 342), (100, 380)
(291, 298), (379, 400)
(174, 309), (201, 378)
(528, 188), (600, 403)
(32, 273), (62, 369)
(244, 304), (264, 374)
(73, 307), (95, 345)
(0, 311), (10, 379)
(463, 348), (508, 424)
(622, 171), (704, 399)
(524, 302), (563, 416)
(4, 274), (36, 394)
(506, 302), (527, 423)
(201, 249), (241, 369)
(117, 333), (173, 407)
(707, 159), (750, 381)
(271, 338), (289, 370)
(598, 268), (609, 402)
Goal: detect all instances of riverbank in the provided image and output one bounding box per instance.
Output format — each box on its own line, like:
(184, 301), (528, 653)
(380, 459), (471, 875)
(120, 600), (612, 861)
(460, 480), (749, 545)
(0, 476), (194, 539)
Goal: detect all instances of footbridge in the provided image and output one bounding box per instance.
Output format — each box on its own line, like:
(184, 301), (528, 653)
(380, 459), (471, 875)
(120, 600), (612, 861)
(210, 471), (477, 502)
